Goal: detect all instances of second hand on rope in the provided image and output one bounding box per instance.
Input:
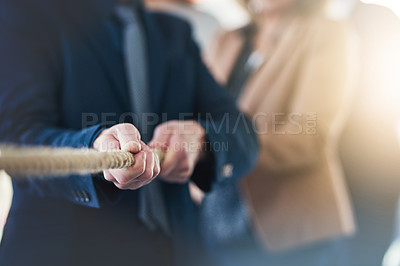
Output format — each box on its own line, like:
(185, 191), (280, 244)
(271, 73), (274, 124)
(0, 146), (165, 178)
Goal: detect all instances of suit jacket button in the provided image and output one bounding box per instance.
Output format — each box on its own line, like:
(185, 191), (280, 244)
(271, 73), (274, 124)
(81, 190), (91, 203)
(222, 164), (234, 178)
(76, 190), (85, 202)
(72, 190), (80, 202)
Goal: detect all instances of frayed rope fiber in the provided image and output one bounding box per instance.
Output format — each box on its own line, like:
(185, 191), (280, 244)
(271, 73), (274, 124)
(0, 146), (164, 177)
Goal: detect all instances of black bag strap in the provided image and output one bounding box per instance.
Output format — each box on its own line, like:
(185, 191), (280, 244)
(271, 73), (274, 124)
(226, 24), (258, 99)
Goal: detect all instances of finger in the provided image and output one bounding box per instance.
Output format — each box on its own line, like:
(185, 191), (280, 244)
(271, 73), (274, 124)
(110, 151), (147, 185)
(159, 135), (184, 177)
(135, 149), (155, 183)
(160, 135), (194, 183)
(122, 140), (141, 154)
(117, 148), (157, 189)
(153, 150), (161, 177)
(115, 124), (142, 153)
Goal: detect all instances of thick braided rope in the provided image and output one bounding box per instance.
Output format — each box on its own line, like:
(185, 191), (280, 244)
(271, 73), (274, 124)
(0, 146), (164, 177)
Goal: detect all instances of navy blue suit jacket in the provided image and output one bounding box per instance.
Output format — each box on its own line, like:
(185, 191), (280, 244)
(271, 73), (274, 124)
(0, 0), (258, 265)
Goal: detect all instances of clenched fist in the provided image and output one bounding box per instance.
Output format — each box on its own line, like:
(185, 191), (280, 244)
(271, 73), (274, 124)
(149, 120), (206, 184)
(93, 123), (160, 190)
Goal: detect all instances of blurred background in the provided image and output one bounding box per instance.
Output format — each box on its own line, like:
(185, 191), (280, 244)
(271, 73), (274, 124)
(177, 0), (400, 28)
(1, 0), (400, 265)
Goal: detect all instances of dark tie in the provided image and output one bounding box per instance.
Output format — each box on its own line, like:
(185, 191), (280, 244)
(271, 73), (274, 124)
(115, 4), (171, 236)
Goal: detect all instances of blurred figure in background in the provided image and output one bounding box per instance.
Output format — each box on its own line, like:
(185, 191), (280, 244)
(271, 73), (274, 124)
(145, 0), (221, 52)
(200, 0), (358, 265)
(336, 1), (400, 265)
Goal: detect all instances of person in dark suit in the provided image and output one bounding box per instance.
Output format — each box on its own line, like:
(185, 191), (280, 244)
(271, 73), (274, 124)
(0, 0), (258, 265)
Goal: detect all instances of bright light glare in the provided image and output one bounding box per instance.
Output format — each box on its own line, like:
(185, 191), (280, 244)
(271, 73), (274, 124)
(383, 239), (400, 266)
(196, 0), (249, 29)
(361, 0), (400, 18)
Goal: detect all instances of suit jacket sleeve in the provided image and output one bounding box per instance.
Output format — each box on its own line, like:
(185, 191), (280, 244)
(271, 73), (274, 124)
(0, 13), (104, 208)
(186, 30), (259, 190)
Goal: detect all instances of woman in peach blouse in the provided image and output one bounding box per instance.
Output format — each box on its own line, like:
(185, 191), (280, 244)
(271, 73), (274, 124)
(200, 0), (358, 265)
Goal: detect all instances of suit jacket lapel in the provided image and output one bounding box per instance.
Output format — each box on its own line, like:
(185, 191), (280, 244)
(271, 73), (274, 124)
(141, 10), (168, 115)
(70, 2), (131, 111)
(73, 2), (167, 115)
(86, 22), (131, 111)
